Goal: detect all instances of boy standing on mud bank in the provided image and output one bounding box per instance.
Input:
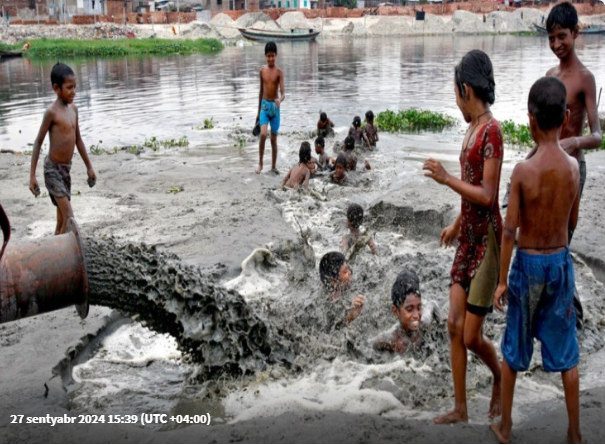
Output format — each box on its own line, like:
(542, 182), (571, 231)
(255, 41), (285, 175)
(491, 76), (582, 444)
(29, 62), (96, 235)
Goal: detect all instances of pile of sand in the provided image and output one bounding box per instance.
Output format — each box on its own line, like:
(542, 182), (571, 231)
(412, 14), (450, 35)
(513, 7), (544, 27)
(369, 17), (412, 36)
(181, 21), (221, 39)
(235, 12), (274, 29)
(210, 13), (241, 39)
(486, 11), (530, 33)
(250, 20), (282, 31)
(277, 11), (312, 31)
(450, 10), (489, 34)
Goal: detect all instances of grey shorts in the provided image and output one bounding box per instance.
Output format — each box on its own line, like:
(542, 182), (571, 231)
(44, 156), (72, 207)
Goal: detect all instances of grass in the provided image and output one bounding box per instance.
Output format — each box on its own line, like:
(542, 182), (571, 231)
(500, 120), (533, 148)
(1, 38), (222, 58)
(375, 109), (457, 132)
(143, 135), (189, 151)
(166, 186), (184, 194)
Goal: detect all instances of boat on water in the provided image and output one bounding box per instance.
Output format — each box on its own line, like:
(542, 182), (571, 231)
(238, 27), (320, 42)
(0, 50), (23, 59)
(534, 23), (605, 34)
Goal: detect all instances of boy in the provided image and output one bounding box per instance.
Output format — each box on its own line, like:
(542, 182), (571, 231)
(343, 136), (371, 171)
(317, 112), (335, 138)
(491, 77), (581, 444)
(281, 142), (311, 190)
(319, 251), (365, 325)
(315, 136), (334, 171)
(29, 62), (97, 235)
(255, 41), (285, 175)
(330, 154), (348, 185)
(342, 203), (377, 255)
(363, 110), (379, 150)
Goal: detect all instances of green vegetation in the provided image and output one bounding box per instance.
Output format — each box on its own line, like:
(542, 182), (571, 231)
(375, 109), (457, 132)
(194, 118), (215, 130)
(166, 186), (184, 194)
(500, 120), (533, 148)
(144, 135), (189, 151)
(2, 38), (222, 58)
(89, 140), (118, 155)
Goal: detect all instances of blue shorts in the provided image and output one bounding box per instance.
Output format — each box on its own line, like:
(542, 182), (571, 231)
(502, 248), (578, 373)
(259, 99), (280, 135)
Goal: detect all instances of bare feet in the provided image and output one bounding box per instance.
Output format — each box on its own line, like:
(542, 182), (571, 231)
(433, 407), (468, 424)
(255, 164), (263, 175)
(489, 380), (502, 419)
(490, 422), (511, 444)
(568, 427), (584, 444)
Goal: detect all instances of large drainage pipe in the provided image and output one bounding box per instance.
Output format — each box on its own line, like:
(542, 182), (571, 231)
(0, 204), (89, 323)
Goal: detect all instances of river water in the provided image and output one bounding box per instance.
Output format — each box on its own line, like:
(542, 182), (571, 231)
(2, 34), (605, 429)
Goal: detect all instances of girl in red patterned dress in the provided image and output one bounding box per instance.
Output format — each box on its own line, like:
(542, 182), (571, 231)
(423, 49), (504, 424)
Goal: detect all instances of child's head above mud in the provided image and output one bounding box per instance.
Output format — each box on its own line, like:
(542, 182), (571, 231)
(352, 116), (362, 129)
(320, 112), (328, 122)
(391, 269), (423, 332)
(454, 49), (495, 107)
(50, 62), (75, 89)
(546, 1), (578, 33)
(344, 136), (355, 152)
(315, 136), (325, 152)
(528, 76), (567, 131)
(334, 153), (347, 177)
(365, 110), (375, 124)
(319, 251), (350, 291)
(299, 141), (312, 164)
(347, 203), (364, 230)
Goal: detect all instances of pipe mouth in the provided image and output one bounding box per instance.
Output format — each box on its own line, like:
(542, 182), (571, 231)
(67, 218), (89, 319)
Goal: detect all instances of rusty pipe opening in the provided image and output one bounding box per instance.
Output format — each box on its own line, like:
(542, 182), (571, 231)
(0, 215), (89, 324)
(0, 204), (9, 262)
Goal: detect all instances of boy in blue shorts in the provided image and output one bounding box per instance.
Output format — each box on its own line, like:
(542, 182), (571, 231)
(255, 41), (285, 175)
(491, 77), (581, 444)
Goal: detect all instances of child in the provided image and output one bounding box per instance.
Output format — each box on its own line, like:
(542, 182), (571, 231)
(342, 203), (377, 255)
(348, 116), (364, 147)
(363, 110), (379, 150)
(317, 112), (335, 138)
(306, 156), (317, 178)
(373, 269), (426, 353)
(423, 50), (503, 424)
(490, 77), (582, 444)
(319, 251), (365, 325)
(330, 154), (348, 185)
(255, 41), (286, 175)
(315, 136), (334, 171)
(343, 136), (371, 171)
(281, 142), (311, 190)
(29, 62), (97, 235)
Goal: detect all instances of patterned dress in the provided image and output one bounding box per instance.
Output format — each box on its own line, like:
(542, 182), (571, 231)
(349, 126), (364, 146)
(363, 124), (378, 147)
(450, 119), (504, 289)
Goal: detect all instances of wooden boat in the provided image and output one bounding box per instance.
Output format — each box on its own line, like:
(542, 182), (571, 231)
(238, 27), (320, 42)
(533, 23), (605, 34)
(0, 50), (23, 59)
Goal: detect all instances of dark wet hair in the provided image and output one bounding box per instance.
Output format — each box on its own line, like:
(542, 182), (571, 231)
(391, 269), (421, 309)
(528, 77), (567, 131)
(315, 136), (325, 148)
(352, 116), (361, 128)
(347, 203), (364, 229)
(546, 2), (578, 33)
(265, 41), (277, 55)
(319, 251), (345, 289)
(334, 153), (347, 168)
(455, 50), (495, 105)
(50, 62), (75, 88)
(344, 136), (355, 151)
(365, 110), (374, 123)
(299, 141), (312, 164)
(320, 112), (328, 122)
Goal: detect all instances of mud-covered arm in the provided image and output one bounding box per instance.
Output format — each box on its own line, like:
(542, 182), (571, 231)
(281, 169), (291, 189)
(371, 332), (393, 351)
(303, 169), (310, 190)
(29, 108), (53, 195)
(257, 68), (264, 121)
(367, 236), (378, 255)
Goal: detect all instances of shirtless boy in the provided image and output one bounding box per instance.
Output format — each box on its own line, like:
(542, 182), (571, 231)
(281, 142), (312, 190)
(29, 62), (97, 235)
(317, 112), (335, 138)
(491, 77), (581, 444)
(342, 203), (377, 255)
(255, 41), (285, 175)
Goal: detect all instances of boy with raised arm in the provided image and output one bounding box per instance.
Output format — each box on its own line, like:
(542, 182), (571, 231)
(29, 62), (97, 235)
(255, 41), (285, 175)
(491, 77), (582, 444)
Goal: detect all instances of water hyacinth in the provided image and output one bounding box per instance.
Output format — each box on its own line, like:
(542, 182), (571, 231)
(375, 109), (457, 132)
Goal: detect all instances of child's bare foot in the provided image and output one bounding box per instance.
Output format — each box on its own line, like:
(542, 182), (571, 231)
(490, 422), (511, 444)
(433, 407), (468, 424)
(255, 164), (263, 174)
(568, 427), (584, 444)
(489, 380), (502, 419)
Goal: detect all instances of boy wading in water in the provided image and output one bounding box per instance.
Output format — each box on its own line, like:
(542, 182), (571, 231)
(29, 62), (97, 235)
(491, 77), (582, 444)
(255, 41), (285, 175)
(424, 50), (503, 423)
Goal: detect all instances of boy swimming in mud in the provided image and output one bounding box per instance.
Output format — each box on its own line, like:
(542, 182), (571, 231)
(424, 50), (503, 424)
(29, 62), (97, 235)
(363, 110), (379, 150)
(343, 136), (371, 171)
(330, 154), (348, 185)
(255, 41), (285, 175)
(281, 142), (312, 190)
(342, 203), (377, 255)
(317, 112), (335, 138)
(491, 77), (582, 445)
(315, 136), (334, 171)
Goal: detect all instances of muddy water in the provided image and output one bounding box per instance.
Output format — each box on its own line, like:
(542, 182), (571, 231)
(4, 34), (604, 426)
